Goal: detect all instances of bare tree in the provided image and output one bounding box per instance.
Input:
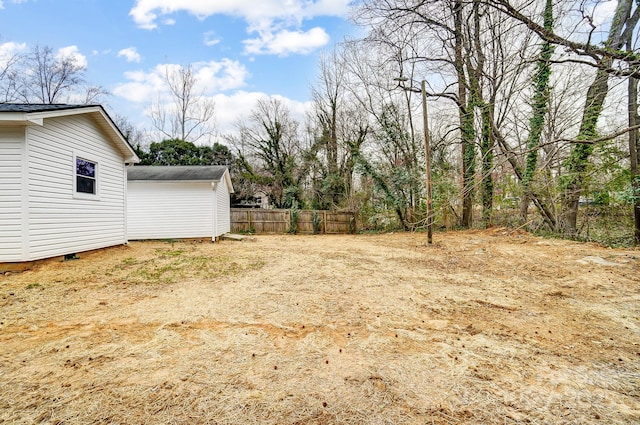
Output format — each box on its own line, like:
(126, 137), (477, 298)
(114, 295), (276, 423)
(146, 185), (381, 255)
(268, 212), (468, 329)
(307, 49), (372, 210)
(339, 38), (425, 229)
(80, 85), (110, 105)
(149, 64), (216, 143)
(0, 43), (23, 102)
(112, 113), (148, 148)
(311, 50), (344, 207)
(20, 45), (85, 104)
(232, 97), (302, 208)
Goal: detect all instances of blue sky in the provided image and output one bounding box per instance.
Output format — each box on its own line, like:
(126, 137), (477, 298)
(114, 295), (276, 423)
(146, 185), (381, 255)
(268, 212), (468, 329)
(0, 0), (358, 138)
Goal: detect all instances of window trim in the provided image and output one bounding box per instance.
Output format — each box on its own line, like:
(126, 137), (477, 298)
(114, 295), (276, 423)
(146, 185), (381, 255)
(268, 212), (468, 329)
(73, 153), (100, 200)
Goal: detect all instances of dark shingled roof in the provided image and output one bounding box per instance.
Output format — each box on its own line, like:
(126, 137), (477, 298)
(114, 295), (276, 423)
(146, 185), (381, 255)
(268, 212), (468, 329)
(127, 165), (229, 181)
(0, 103), (97, 113)
(0, 103), (139, 163)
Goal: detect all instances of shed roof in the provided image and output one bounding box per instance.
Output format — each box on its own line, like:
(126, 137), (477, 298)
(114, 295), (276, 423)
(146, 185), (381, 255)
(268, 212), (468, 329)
(0, 103), (139, 163)
(127, 165), (229, 182)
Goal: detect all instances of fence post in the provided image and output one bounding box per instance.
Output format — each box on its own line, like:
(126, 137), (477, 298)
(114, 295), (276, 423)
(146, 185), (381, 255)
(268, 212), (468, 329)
(323, 211), (327, 234)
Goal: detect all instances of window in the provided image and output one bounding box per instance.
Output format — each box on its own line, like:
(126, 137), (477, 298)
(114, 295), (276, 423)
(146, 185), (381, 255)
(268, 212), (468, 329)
(75, 157), (97, 195)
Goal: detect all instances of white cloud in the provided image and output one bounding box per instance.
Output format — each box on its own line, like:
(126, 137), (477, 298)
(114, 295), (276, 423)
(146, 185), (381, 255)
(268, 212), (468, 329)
(244, 27), (330, 56)
(204, 31), (220, 47)
(0, 41), (26, 57)
(113, 59), (250, 103)
(113, 73), (157, 103)
(213, 91), (312, 136)
(57, 45), (87, 69)
(129, 0), (350, 55)
(192, 59), (249, 94)
(591, 1), (618, 27)
(212, 90), (266, 134)
(0, 41), (25, 69)
(118, 47), (142, 63)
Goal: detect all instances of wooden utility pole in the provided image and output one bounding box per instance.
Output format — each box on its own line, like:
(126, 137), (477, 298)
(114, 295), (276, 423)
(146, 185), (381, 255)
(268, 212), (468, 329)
(421, 80), (433, 244)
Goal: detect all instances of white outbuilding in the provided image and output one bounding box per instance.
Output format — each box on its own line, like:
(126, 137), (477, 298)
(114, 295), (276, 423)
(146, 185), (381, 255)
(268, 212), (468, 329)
(0, 104), (139, 265)
(126, 165), (234, 241)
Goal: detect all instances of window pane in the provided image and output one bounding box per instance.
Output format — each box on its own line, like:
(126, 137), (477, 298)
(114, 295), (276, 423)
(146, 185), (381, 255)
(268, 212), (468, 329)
(76, 158), (95, 177)
(77, 176), (95, 194)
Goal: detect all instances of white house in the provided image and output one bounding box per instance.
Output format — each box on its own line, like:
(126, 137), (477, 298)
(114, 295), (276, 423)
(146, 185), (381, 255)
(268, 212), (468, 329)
(126, 165), (234, 241)
(0, 104), (140, 264)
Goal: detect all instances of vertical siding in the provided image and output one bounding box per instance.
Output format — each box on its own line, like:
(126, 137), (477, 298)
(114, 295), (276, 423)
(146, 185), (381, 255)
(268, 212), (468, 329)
(215, 177), (231, 236)
(0, 127), (26, 261)
(26, 115), (127, 260)
(127, 181), (214, 239)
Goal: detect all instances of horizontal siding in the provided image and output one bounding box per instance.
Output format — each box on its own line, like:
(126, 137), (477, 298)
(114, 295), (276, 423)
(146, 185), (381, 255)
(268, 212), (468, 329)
(26, 115), (127, 260)
(0, 127), (25, 261)
(127, 181), (214, 240)
(215, 177), (231, 236)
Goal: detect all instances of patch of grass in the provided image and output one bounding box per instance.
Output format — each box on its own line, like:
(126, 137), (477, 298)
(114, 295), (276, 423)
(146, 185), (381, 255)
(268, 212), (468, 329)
(121, 257), (139, 266)
(132, 264), (182, 284)
(154, 248), (186, 258)
(118, 253), (267, 285)
(25, 283), (42, 290)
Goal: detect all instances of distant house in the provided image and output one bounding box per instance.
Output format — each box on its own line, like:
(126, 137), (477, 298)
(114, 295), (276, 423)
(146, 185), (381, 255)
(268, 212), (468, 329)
(0, 104), (139, 264)
(127, 165), (234, 241)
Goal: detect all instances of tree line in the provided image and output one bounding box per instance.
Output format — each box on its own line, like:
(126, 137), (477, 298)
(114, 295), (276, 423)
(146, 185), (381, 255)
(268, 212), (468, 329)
(215, 0), (639, 244)
(4, 0), (640, 244)
(128, 0), (640, 244)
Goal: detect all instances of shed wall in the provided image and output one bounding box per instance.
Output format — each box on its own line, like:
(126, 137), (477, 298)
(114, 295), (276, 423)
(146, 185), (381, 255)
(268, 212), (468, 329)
(215, 177), (231, 237)
(127, 181), (215, 240)
(25, 115), (128, 260)
(0, 127), (26, 261)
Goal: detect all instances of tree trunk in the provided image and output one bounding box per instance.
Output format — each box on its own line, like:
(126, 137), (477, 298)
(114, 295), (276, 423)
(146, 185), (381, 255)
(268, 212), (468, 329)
(521, 0), (554, 224)
(455, 0), (475, 228)
(629, 74), (640, 243)
(558, 68), (610, 234)
(559, 0), (637, 235)
(480, 102), (494, 227)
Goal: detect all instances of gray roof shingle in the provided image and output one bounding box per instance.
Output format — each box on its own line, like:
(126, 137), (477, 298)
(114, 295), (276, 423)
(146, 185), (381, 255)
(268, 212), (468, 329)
(127, 165), (229, 181)
(0, 103), (97, 113)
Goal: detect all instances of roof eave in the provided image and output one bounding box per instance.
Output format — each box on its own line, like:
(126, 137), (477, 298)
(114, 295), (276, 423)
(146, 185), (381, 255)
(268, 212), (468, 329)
(0, 105), (140, 163)
(222, 168), (235, 194)
(0, 112), (43, 126)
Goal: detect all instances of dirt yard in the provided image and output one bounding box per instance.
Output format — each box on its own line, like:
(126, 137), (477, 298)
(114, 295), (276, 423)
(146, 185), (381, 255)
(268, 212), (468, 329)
(1, 229), (639, 424)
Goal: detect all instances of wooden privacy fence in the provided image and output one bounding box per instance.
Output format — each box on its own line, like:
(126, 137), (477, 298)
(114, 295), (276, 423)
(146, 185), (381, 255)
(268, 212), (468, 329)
(230, 209), (356, 234)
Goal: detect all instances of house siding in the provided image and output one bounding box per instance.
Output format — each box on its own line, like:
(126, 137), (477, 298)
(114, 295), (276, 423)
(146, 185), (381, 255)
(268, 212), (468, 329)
(0, 127), (26, 261)
(25, 115), (127, 260)
(215, 176), (231, 236)
(127, 181), (215, 240)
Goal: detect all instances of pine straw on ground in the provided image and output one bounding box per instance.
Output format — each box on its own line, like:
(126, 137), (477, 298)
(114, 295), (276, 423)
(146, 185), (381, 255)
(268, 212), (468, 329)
(1, 229), (639, 424)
